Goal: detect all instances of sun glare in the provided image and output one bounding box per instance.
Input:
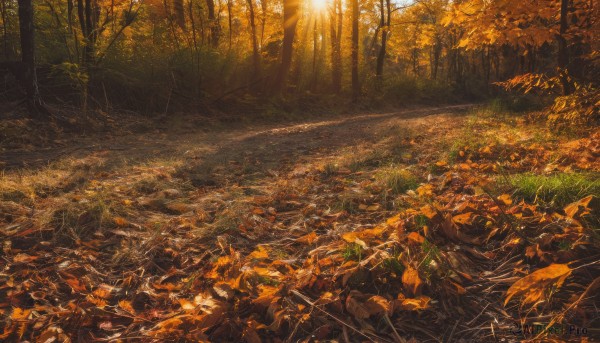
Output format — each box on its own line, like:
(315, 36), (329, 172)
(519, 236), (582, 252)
(311, 0), (328, 11)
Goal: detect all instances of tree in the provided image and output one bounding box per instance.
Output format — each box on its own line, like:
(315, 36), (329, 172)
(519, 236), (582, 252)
(375, 0), (391, 87)
(17, 0), (40, 108)
(274, 0), (299, 92)
(329, 0), (342, 93)
(174, 0), (186, 29)
(351, 0), (359, 101)
(247, 0), (261, 82)
(206, 0), (220, 47)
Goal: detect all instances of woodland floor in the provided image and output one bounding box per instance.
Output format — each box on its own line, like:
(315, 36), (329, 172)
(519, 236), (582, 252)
(0, 105), (599, 342)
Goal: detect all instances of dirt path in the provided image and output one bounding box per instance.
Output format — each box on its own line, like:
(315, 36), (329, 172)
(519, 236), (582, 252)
(1, 104), (473, 172)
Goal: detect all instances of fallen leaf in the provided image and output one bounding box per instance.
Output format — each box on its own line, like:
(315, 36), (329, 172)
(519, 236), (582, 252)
(13, 253), (38, 263)
(398, 295), (431, 310)
(407, 232), (425, 245)
(296, 232), (318, 245)
(402, 266), (422, 296)
(564, 195), (596, 219)
(505, 264), (571, 306)
(497, 194), (513, 206)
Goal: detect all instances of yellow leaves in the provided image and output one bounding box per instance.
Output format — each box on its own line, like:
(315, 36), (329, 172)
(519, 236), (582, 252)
(497, 194), (513, 206)
(0, 308), (31, 340)
(420, 204), (437, 219)
(11, 307), (31, 320)
(248, 246), (270, 259)
(505, 264), (571, 307)
(402, 266), (423, 296)
(416, 184), (434, 197)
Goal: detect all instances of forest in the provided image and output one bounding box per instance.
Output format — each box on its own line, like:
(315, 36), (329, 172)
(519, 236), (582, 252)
(0, 0), (599, 341)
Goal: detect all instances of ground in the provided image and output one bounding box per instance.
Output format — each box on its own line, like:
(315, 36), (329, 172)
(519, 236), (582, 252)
(1, 105), (598, 342)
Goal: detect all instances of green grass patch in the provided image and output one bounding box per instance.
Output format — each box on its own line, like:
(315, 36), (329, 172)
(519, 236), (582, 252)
(503, 172), (600, 207)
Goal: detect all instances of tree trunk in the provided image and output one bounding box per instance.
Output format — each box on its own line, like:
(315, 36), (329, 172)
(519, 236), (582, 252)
(351, 0), (359, 101)
(247, 0), (260, 81)
(206, 0), (220, 47)
(274, 0), (298, 92)
(227, 0), (233, 49)
(17, 0), (40, 106)
(173, 0), (185, 29)
(329, 0), (342, 93)
(558, 0), (571, 95)
(260, 0), (267, 47)
(1, 0), (10, 60)
(375, 0), (390, 88)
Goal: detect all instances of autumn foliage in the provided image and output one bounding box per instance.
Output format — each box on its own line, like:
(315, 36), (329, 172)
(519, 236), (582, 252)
(1, 110), (598, 341)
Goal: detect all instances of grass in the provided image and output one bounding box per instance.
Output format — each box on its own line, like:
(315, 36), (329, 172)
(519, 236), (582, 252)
(419, 239), (443, 279)
(49, 193), (113, 242)
(503, 172), (600, 207)
(322, 162), (339, 176)
(346, 149), (388, 172)
(376, 167), (419, 195)
(342, 243), (363, 261)
(333, 194), (358, 213)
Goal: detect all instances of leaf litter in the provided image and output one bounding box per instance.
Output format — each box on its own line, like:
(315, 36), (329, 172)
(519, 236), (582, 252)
(0, 112), (598, 342)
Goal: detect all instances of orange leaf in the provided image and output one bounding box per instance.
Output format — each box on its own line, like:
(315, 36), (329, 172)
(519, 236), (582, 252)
(113, 216), (128, 227)
(505, 264), (571, 306)
(564, 195), (596, 219)
(118, 300), (135, 314)
(65, 277), (87, 292)
(13, 253), (38, 263)
(345, 291), (388, 319)
(399, 295), (431, 310)
(402, 266), (423, 296)
(248, 246), (270, 259)
(420, 205), (437, 219)
(341, 226), (386, 244)
(497, 194), (513, 206)
(296, 232), (318, 245)
(407, 232), (425, 245)
(452, 212), (473, 225)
